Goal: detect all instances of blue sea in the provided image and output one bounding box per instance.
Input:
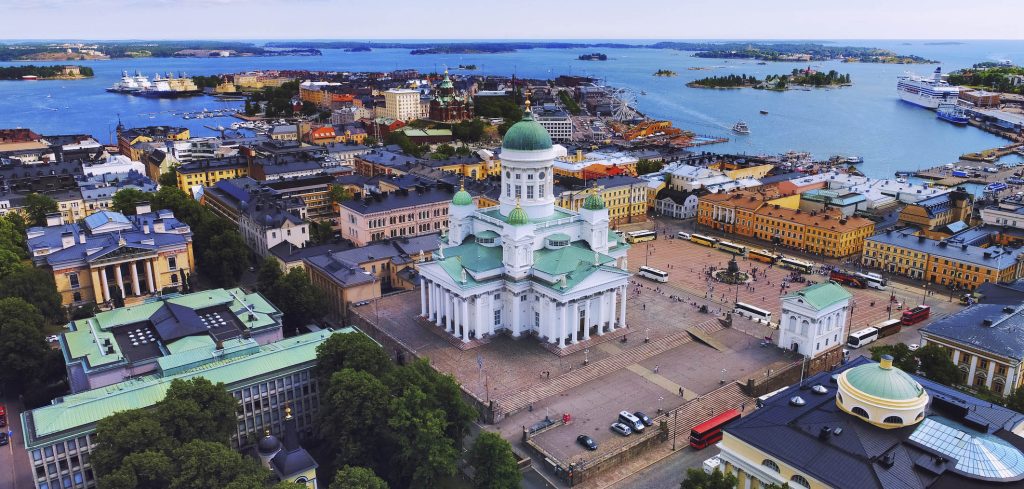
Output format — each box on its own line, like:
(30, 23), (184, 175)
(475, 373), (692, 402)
(2, 40), (1024, 179)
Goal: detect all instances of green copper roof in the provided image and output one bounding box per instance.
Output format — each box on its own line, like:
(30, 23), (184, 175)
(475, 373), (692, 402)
(25, 329), (351, 445)
(452, 188), (473, 206)
(534, 243), (615, 276)
(844, 361), (925, 401)
(440, 240), (503, 272)
(507, 205), (529, 226)
(475, 230), (499, 239)
(583, 192), (606, 210)
(502, 112), (553, 151)
(784, 281), (852, 310)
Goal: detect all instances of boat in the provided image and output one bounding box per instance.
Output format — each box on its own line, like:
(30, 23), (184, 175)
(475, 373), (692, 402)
(732, 121), (750, 134)
(107, 70), (150, 93)
(936, 103), (969, 124)
(759, 110), (768, 115)
(843, 156), (864, 164)
(896, 177), (908, 184)
(895, 171), (912, 177)
(132, 72), (202, 98)
(986, 182), (1008, 193)
(897, 67), (960, 109)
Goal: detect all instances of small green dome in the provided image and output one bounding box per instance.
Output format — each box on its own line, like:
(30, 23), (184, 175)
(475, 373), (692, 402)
(502, 111), (553, 152)
(843, 356), (924, 401)
(507, 204), (529, 226)
(452, 188), (473, 206)
(583, 192), (606, 210)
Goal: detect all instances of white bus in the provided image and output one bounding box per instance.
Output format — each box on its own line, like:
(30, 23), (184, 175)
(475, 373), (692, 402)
(625, 230), (657, 244)
(779, 257), (814, 274)
(734, 302), (772, 323)
(637, 265), (669, 283)
(855, 271), (888, 290)
(846, 327), (879, 349)
(717, 240), (747, 256)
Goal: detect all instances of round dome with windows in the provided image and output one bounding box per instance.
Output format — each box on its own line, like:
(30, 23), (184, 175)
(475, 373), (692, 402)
(502, 101), (553, 152)
(836, 354), (929, 429)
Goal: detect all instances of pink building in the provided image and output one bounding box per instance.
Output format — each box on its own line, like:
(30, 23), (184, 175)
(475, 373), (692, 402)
(337, 184), (463, 246)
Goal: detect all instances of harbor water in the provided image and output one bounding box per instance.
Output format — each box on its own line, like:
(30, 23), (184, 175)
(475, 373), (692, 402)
(3, 40), (1024, 179)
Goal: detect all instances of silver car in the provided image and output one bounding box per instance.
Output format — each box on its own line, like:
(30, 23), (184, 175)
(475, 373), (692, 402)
(611, 422), (632, 436)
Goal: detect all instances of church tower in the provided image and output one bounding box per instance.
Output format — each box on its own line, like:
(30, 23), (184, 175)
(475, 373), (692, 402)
(498, 100), (557, 220)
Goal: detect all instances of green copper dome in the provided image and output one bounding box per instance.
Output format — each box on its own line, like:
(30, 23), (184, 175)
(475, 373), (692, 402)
(507, 204), (529, 226)
(502, 111), (553, 152)
(583, 192), (606, 210)
(452, 185), (473, 206)
(843, 356), (925, 401)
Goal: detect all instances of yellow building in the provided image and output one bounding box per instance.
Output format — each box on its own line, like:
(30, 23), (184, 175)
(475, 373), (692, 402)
(555, 176), (647, 225)
(175, 156), (249, 195)
(724, 164), (774, 180)
(754, 205), (875, 258)
(898, 189), (973, 232)
(432, 154), (499, 181)
(27, 206), (196, 306)
(862, 230), (1024, 288)
(117, 126), (190, 162)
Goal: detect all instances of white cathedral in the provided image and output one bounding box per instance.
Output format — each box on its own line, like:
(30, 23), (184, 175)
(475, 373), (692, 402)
(418, 104), (632, 348)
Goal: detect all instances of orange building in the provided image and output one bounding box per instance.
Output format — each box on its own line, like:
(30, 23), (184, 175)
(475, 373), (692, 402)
(697, 190), (771, 237)
(307, 126), (340, 145)
(754, 206), (875, 257)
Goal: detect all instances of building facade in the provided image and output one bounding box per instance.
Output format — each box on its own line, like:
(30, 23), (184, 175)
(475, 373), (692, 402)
(778, 281), (852, 358)
(416, 107), (631, 347)
(381, 89), (423, 121)
(554, 175), (648, 225)
(27, 206), (196, 306)
(335, 185), (455, 246)
(862, 230), (1024, 288)
(428, 72), (473, 122)
(753, 206), (875, 258)
(921, 303), (1024, 396)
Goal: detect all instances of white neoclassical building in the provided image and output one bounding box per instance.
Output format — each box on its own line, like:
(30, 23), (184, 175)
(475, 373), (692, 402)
(417, 105), (631, 347)
(778, 281), (852, 357)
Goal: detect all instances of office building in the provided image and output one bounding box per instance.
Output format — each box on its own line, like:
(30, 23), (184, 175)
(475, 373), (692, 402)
(335, 184), (455, 246)
(381, 88), (423, 121)
(862, 230), (1024, 288)
(921, 303), (1024, 396)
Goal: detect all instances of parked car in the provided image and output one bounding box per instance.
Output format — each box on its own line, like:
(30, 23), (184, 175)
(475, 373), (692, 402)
(610, 422), (632, 436)
(46, 335), (60, 343)
(676, 232), (691, 240)
(0, 403), (6, 427)
(634, 411), (653, 427)
(577, 434), (598, 451)
(618, 411), (645, 432)
(908, 343), (920, 352)
(0, 431), (8, 446)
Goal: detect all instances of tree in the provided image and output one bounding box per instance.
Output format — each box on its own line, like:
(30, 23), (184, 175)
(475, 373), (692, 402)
(329, 185), (354, 203)
(0, 248), (23, 278)
(1007, 387), (1024, 413)
(200, 230), (249, 287)
(24, 192), (58, 226)
(386, 385), (459, 488)
(0, 213), (28, 258)
(310, 220), (334, 245)
(680, 468), (738, 489)
(468, 432), (521, 489)
(915, 344), (960, 386)
(329, 466), (388, 489)
(263, 268), (326, 334)
(156, 378), (238, 445)
(111, 187), (150, 215)
(317, 369), (392, 469)
(170, 439), (268, 489)
(256, 256), (283, 292)
(635, 159), (665, 176)
(383, 359), (476, 445)
(315, 332), (394, 382)
(99, 450), (174, 489)
(0, 298), (52, 393)
(91, 410), (172, 475)
(869, 343), (917, 372)
(111, 284), (125, 308)
(0, 266), (63, 322)
(159, 166), (180, 187)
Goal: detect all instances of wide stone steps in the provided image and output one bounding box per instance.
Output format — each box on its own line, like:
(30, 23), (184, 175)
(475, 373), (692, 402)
(494, 319), (723, 416)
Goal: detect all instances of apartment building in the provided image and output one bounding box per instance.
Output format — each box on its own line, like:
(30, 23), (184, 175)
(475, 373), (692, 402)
(862, 229), (1024, 288)
(335, 184), (455, 246)
(381, 89), (423, 121)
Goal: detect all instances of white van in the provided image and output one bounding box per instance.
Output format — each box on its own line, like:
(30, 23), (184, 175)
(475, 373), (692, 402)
(618, 411), (644, 432)
(676, 232), (691, 240)
(703, 455), (722, 475)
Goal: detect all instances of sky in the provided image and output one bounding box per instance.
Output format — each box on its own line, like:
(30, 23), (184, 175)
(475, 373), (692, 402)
(3, 0), (1023, 40)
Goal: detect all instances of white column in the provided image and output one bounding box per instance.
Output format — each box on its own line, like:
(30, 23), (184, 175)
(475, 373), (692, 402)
(1004, 366), (1017, 396)
(583, 298), (591, 340)
(434, 285), (444, 327)
(968, 356), (978, 384)
(570, 302), (579, 343)
(461, 299), (470, 342)
(558, 304), (567, 347)
(447, 292), (455, 332)
(986, 361), (996, 390)
(511, 294), (521, 337)
(146, 260), (155, 293)
(419, 278), (427, 317)
(488, 293), (496, 335)
(619, 285), (627, 328)
(114, 264), (124, 297)
(130, 261), (141, 296)
(476, 296), (485, 337)
(596, 293), (606, 335)
(952, 350), (961, 364)
(542, 298), (551, 339)
(100, 267), (110, 302)
(609, 289), (618, 330)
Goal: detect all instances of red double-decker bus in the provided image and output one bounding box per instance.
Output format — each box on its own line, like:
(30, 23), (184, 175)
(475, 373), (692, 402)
(689, 408), (742, 449)
(901, 305), (930, 325)
(829, 270), (866, 289)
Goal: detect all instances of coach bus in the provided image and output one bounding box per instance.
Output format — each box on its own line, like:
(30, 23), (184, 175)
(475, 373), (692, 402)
(855, 272), (888, 290)
(779, 257), (814, 274)
(625, 230), (657, 244)
(901, 305), (931, 326)
(734, 302), (772, 323)
(847, 327), (879, 349)
(690, 409), (742, 449)
(689, 233), (718, 247)
(748, 249), (779, 264)
(717, 240), (747, 256)
(637, 265), (669, 283)
(873, 318), (902, 338)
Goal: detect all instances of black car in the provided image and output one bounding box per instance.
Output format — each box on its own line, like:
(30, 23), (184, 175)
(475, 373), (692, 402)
(576, 434), (597, 451)
(0, 431), (8, 446)
(634, 411), (653, 427)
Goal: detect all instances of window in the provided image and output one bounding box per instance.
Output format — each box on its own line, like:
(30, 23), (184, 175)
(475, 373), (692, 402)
(168, 256), (177, 271)
(68, 273), (79, 289)
(761, 459), (780, 472)
(527, 186), (535, 199)
(884, 415), (903, 424)
(790, 475), (810, 488)
(493, 309), (501, 326)
(851, 407), (869, 419)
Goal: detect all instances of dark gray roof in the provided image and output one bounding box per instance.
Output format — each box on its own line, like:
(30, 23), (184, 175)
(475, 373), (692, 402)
(655, 187), (698, 205)
(338, 186), (454, 214)
(974, 280), (1024, 305)
(921, 304), (1024, 362)
(867, 230), (1024, 269)
(759, 172), (807, 185)
(727, 356), (1024, 489)
(303, 234), (439, 287)
(357, 148), (423, 168)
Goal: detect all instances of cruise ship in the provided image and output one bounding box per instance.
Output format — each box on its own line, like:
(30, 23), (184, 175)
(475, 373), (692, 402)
(106, 70), (152, 93)
(133, 72), (201, 98)
(897, 67), (960, 109)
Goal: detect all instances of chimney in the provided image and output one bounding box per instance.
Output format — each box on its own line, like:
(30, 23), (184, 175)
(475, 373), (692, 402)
(61, 230), (75, 249)
(153, 219), (165, 233)
(78, 230), (86, 244)
(45, 212), (63, 226)
(819, 426), (831, 440)
(142, 220), (150, 234)
(135, 201), (152, 214)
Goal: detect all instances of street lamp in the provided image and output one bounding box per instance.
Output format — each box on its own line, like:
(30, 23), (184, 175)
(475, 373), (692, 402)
(584, 348), (589, 366)
(720, 368), (727, 384)
(921, 283), (928, 306)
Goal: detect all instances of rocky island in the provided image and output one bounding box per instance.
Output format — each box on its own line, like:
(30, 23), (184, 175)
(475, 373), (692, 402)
(688, 69), (852, 90)
(0, 64), (93, 80)
(653, 69), (678, 76)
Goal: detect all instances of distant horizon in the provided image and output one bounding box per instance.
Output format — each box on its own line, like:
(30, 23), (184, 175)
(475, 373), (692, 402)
(1, 38), (1022, 43)
(3, 0), (1022, 40)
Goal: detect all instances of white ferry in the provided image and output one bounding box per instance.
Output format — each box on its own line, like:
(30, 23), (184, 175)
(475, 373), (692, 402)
(897, 67), (959, 110)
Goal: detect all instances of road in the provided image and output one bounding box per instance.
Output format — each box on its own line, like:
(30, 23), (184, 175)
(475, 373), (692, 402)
(0, 396), (34, 489)
(610, 445), (719, 489)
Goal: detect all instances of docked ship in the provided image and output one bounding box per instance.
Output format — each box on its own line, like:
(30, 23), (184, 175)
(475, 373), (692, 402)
(897, 67), (959, 109)
(107, 70), (152, 93)
(133, 72), (202, 98)
(732, 121), (750, 134)
(936, 103), (969, 124)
